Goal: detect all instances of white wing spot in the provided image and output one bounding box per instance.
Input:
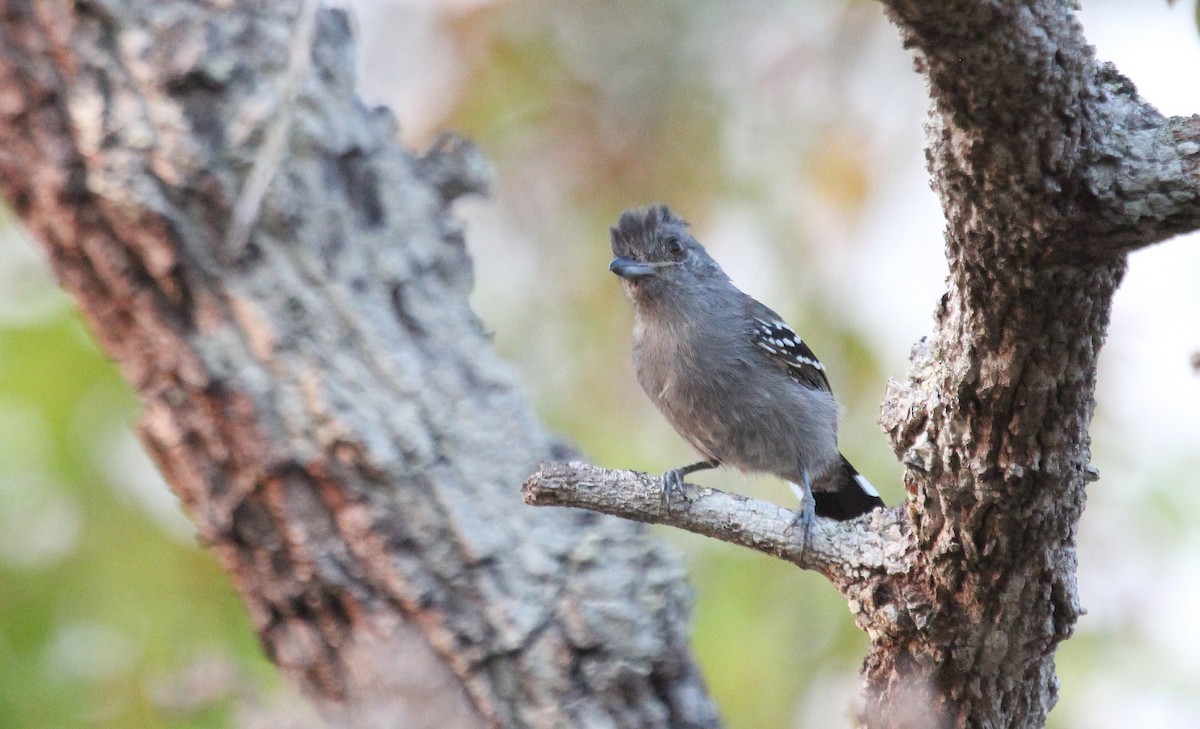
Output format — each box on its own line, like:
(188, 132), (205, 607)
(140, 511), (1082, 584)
(854, 474), (881, 498)
(786, 355), (824, 371)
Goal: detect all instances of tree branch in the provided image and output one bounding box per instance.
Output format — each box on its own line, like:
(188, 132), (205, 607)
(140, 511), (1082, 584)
(880, 0), (1200, 257)
(1080, 104), (1200, 251)
(523, 462), (912, 580)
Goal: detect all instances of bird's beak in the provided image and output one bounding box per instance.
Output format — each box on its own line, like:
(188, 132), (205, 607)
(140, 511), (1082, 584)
(609, 256), (659, 280)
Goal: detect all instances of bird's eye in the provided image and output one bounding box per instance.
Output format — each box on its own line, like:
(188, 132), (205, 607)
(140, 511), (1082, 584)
(665, 237), (685, 258)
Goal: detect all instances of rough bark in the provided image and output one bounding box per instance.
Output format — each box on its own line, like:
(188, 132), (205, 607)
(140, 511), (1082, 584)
(525, 2), (1200, 728)
(873, 2), (1198, 726)
(0, 2), (718, 727)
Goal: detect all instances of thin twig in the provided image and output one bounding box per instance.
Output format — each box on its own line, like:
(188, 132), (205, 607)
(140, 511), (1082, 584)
(224, 0), (321, 260)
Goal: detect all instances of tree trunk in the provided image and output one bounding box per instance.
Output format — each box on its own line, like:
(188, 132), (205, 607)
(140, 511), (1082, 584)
(868, 2), (1198, 725)
(0, 2), (717, 727)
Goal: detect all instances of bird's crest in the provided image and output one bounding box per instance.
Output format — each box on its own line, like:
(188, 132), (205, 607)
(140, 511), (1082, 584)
(610, 205), (689, 257)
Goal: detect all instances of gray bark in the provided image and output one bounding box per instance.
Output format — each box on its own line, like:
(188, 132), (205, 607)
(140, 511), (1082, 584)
(874, 2), (1198, 725)
(0, 2), (717, 727)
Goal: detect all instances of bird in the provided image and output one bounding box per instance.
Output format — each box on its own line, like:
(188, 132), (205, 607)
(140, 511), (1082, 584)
(608, 204), (883, 546)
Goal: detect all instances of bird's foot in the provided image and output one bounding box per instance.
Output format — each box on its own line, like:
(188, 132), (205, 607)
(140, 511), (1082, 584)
(788, 494), (817, 558)
(661, 469), (692, 512)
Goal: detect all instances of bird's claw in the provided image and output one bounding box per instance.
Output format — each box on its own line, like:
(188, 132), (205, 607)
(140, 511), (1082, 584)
(661, 469), (692, 512)
(788, 493), (817, 557)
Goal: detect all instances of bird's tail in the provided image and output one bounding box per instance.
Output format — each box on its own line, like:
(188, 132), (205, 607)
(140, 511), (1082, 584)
(811, 454), (884, 520)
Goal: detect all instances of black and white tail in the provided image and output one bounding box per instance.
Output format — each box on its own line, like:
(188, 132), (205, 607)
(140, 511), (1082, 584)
(811, 454), (884, 520)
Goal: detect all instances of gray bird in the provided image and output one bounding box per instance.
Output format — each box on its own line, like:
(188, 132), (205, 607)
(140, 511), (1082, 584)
(609, 205), (883, 543)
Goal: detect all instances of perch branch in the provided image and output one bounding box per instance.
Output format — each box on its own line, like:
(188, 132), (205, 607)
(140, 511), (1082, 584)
(523, 462), (912, 583)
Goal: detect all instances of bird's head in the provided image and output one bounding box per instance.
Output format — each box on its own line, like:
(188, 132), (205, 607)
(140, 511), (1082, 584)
(609, 205), (724, 304)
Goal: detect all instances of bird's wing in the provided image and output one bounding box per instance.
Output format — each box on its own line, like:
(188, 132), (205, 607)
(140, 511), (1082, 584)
(748, 303), (832, 393)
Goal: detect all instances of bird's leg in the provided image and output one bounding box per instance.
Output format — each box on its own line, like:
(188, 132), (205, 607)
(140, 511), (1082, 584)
(661, 459), (719, 512)
(788, 471), (817, 557)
